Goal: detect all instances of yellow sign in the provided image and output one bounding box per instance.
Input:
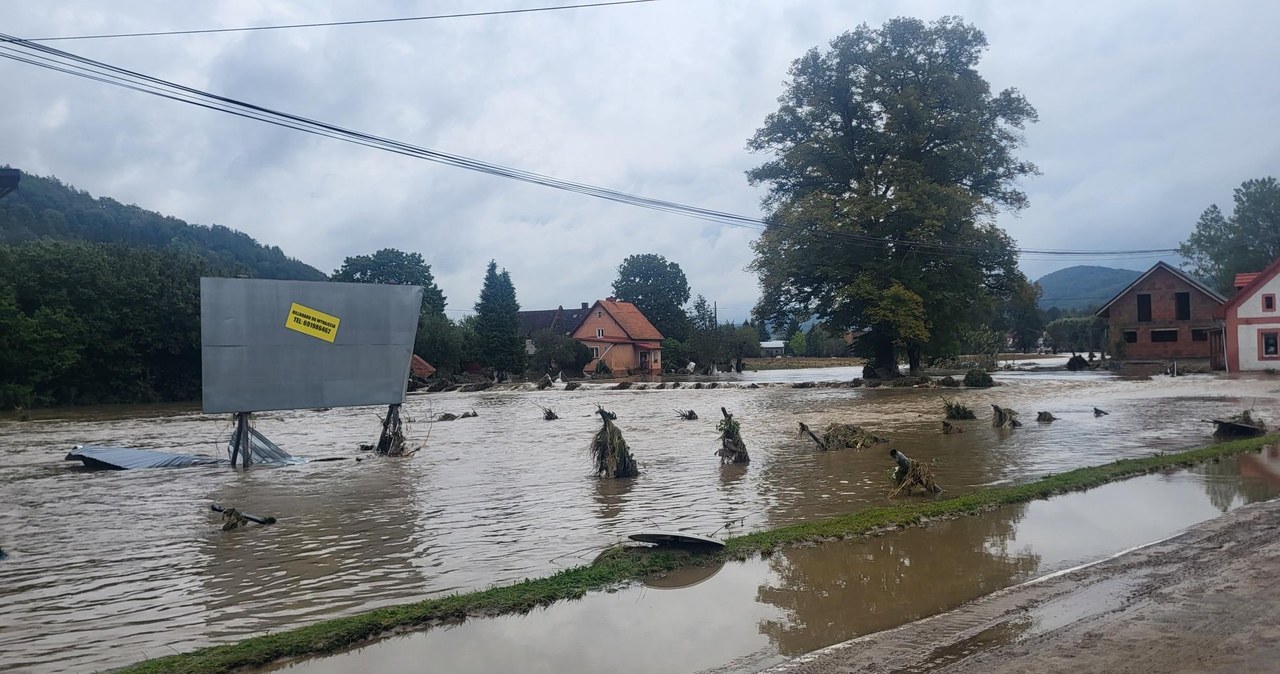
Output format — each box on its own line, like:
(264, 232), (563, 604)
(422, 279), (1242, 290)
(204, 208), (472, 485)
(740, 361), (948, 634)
(285, 302), (341, 343)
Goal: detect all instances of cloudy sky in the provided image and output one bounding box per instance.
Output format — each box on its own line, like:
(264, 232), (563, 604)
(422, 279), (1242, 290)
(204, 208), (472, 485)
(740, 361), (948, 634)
(4, 0), (1279, 320)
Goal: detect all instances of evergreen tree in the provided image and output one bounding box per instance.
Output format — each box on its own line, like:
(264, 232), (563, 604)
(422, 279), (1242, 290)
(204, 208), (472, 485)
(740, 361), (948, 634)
(473, 260), (526, 378)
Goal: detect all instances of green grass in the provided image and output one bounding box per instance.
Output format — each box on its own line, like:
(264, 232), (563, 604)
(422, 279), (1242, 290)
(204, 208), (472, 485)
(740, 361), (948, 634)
(116, 435), (1274, 674)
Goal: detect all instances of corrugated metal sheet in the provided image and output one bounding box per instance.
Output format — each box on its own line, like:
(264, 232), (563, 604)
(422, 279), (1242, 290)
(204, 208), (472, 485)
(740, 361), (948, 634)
(201, 278), (424, 413)
(65, 446), (225, 470)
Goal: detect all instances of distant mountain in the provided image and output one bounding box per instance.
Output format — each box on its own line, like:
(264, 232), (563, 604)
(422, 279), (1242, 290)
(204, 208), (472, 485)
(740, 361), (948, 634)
(0, 169), (325, 280)
(1036, 265), (1143, 312)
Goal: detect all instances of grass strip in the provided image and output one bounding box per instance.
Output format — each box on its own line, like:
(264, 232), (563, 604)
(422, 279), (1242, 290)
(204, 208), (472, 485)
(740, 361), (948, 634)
(117, 435), (1275, 674)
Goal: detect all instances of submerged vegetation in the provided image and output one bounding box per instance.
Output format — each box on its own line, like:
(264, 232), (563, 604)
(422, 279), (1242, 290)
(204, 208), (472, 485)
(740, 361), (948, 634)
(943, 398), (976, 420)
(589, 406), (638, 478)
(116, 435), (1277, 674)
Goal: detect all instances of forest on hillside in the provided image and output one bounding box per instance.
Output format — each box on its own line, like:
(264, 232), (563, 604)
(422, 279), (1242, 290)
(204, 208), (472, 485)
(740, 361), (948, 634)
(0, 170), (324, 408)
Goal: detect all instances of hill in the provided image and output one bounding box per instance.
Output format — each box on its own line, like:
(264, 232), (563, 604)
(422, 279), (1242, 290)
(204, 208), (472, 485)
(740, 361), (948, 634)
(1036, 265), (1142, 312)
(0, 170), (324, 280)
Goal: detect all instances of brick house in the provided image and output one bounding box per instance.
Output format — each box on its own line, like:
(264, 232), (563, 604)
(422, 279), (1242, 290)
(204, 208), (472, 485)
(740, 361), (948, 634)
(1223, 258), (1280, 372)
(571, 298), (663, 375)
(1095, 261), (1226, 363)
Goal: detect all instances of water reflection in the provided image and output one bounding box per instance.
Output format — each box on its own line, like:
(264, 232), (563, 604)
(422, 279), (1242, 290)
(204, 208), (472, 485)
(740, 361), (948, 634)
(757, 505), (1040, 655)
(2, 371), (1279, 671)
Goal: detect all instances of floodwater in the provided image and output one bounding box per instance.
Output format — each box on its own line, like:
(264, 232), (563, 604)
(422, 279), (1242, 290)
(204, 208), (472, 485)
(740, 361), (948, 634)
(1, 367), (1278, 672)
(277, 454), (1280, 674)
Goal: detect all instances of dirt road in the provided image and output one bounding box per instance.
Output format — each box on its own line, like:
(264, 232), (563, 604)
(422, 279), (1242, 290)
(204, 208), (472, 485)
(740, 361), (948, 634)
(765, 498), (1280, 674)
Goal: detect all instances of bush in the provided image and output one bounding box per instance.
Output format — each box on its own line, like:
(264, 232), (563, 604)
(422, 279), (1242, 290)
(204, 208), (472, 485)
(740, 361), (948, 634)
(939, 375), (960, 387)
(963, 369), (994, 387)
(943, 398), (976, 420)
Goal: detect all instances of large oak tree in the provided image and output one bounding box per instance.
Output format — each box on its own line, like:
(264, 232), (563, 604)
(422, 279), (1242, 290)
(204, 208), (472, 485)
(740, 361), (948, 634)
(747, 17), (1039, 374)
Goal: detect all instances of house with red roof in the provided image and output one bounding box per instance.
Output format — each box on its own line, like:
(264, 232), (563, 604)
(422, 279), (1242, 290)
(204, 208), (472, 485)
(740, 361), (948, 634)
(571, 298), (664, 375)
(1223, 259), (1280, 372)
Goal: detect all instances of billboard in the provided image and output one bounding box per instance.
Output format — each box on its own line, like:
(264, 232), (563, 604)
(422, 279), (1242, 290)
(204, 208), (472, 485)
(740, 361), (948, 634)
(201, 278), (424, 414)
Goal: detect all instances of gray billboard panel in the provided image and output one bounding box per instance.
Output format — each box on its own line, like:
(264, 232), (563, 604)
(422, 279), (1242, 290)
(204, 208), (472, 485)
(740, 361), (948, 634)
(201, 278), (424, 414)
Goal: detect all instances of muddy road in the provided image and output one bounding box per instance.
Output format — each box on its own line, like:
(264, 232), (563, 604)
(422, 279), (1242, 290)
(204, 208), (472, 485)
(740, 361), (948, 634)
(767, 481), (1280, 674)
(1, 368), (1278, 672)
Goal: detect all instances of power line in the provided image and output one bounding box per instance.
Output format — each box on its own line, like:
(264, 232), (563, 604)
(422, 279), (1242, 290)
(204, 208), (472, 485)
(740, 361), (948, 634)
(9, 0), (660, 42)
(0, 33), (1183, 261)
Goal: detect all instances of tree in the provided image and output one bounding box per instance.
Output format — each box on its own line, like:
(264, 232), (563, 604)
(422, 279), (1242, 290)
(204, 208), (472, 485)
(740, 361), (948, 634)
(414, 314), (462, 377)
(747, 17), (1039, 376)
(473, 260), (525, 378)
(1179, 177), (1280, 292)
(527, 328), (592, 377)
(332, 248), (447, 316)
(788, 332), (807, 356)
(612, 253), (691, 340)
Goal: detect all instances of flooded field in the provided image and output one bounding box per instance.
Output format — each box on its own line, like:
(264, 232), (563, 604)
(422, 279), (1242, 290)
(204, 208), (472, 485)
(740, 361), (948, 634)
(276, 453), (1280, 674)
(2, 367), (1279, 672)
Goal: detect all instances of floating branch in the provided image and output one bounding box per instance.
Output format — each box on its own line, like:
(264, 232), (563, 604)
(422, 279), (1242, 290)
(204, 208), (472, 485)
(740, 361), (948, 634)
(717, 407), (750, 464)
(211, 504), (276, 531)
(1093, 407), (1110, 417)
(675, 409), (698, 420)
(888, 450), (942, 497)
(535, 403), (558, 421)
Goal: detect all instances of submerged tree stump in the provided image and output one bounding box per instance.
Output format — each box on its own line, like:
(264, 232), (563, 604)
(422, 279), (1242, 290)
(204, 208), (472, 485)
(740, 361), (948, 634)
(992, 405), (1022, 428)
(1036, 412), (1057, 422)
(717, 407), (749, 464)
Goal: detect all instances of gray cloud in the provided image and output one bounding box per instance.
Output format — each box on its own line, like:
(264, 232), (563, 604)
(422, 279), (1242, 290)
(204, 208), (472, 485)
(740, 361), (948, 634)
(3, 0), (1279, 323)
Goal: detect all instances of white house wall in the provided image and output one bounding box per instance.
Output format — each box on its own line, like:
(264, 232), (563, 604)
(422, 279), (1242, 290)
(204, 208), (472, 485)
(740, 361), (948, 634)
(1233, 274), (1280, 371)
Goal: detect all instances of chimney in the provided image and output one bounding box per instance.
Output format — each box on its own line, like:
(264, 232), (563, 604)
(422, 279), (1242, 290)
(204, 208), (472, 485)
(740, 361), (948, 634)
(581, 302), (589, 310)
(606, 296), (617, 302)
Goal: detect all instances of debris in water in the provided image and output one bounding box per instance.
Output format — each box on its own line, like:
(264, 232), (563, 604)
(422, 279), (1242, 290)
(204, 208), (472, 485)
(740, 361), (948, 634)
(716, 407), (750, 464)
(536, 374), (554, 390)
(375, 404), (408, 456)
(211, 504), (276, 531)
(1211, 410), (1267, 438)
(437, 410), (478, 422)
(941, 421), (964, 434)
(536, 403), (559, 421)
(943, 398), (976, 420)
(676, 409), (699, 420)
(1094, 407), (1110, 417)
(628, 531), (725, 549)
(65, 446), (224, 470)
(589, 406), (638, 478)
(798, 421), (887, 450)
(1036, 411), (1057, 422)
(613, 381), (633, 390)
(565, 382), (582, 391)
(992, 405), (1022, 428)
(938, 376), (960, 388)
(1066, 354), (1090, 371)
(887, 448), (942, 497)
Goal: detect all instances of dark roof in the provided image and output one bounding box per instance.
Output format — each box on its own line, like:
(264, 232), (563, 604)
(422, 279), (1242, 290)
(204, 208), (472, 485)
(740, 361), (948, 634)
(1095, 261), (1226, 316)
(517, 304), (589, 337)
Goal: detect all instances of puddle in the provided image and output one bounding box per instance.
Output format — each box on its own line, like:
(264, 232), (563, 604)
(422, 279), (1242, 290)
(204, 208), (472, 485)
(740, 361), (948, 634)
(274, 456), (1280, 674)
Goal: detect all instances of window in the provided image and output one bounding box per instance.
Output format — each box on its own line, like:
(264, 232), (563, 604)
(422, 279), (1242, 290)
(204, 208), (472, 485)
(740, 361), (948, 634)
(1137, 294), (1152, 322)
(1191, 329), (1209, 342)
(1124, 330), (1138, 343)
(597, 310), (604, 318)
(1263, 332), (1280, 358)
(595, 328), (605, 338)
(590, 346), (600, 358)
(1175, 292), (1190, 320)
(1150, 329), (1178, 343)
(1265, 294), (1276, 312)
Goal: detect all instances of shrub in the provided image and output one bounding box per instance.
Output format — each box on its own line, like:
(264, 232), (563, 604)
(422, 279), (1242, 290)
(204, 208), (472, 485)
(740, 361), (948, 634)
(963, 369), (994, 387)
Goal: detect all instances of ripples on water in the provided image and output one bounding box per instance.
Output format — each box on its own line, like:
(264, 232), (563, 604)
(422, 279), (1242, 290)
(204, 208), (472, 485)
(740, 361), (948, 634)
(0, 369), (1275, 672)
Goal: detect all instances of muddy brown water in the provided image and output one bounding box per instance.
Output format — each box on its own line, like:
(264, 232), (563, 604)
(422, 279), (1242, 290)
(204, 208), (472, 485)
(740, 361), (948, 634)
(1, 367), (1278, 672)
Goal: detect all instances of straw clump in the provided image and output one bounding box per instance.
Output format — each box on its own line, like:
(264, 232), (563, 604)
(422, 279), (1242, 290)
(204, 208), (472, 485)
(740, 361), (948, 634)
(798, 422), (887, 450)
(717, 407), (750, 464)
(589, 406), (639, 478)
(943, 398), (976, 420)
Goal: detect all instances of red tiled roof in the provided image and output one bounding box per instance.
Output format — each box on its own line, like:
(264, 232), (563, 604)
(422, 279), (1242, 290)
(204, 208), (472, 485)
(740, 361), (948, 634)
(1235, 272), (1261, 289)
(410, 354), (436, 378)
(594, 298), (664, 341)
(1226, 257), (1280, 312)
